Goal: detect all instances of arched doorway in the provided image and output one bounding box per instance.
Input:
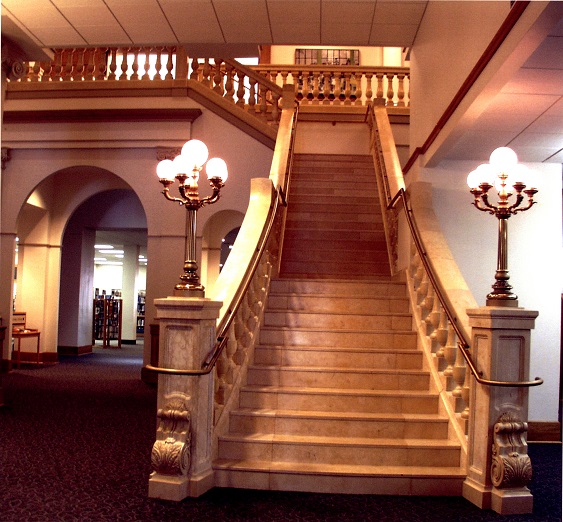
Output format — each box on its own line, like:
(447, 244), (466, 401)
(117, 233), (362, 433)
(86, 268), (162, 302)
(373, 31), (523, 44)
(58, 189), (147, 356)
(12, 167), (147, 365)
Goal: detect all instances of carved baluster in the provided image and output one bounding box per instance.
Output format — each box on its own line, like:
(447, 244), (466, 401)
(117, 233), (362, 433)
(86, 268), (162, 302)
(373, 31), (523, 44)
(271, 91), (280, 124)
(153, 47), (163, 80)
(422, 285), (435, 337)
(386, 73), (395, 106)
(119, 48), (129, 80)
(343, 71), (352, 105)
(301, 71), (310, 102)
(41, 60), (52, 82)
(141, 47), (152, 80)
(236, 71), (246, 107)
(213, 58), (224, 95)
(165, 47), (174, 79)
(64, 50), (74, 81)
(84, 49), (95, 80)
(407, 72), (411, 107)
(452, 344), (467, 412)
(434, 309), (449, 368)
(321, 71), (331, 104)
(94, 48), (108, 80)
(224, 62), (235, 103)
(311, 70), (320, 104)
(248, 78), (257, 114)
(375, 72), (384, 102)
(429, 295), (442, 354)
(365, 72), (373, 105)
(201, 58), (211, 87)
(258, 84), (268, 121)
(280, 70), (289, 86)
(442, 325), (457, 388)
(461, 362), (471, 423)
(397, 72), (406, 107)
(108, 48), (118, 80)
(73, 49), (85, 81)
(130, 48), (140, 80)
(189, 56), (199, 80)
(52, 49), (63, 81)
(353, 71), (362, 105)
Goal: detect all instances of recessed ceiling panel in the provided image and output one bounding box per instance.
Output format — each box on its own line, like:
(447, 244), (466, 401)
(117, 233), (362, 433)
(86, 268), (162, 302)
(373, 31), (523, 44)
(268, 0), (320, 43)
(104, 0), (177, 44)
(373, 1), (427, 25)
(369, 24), (418, 46)
(213, 0), (272, 43)
(321, 2), (375, 25)
(321, 24), (372, 46)
(160, 0), (224, 42)
(502, 69), (563, 96)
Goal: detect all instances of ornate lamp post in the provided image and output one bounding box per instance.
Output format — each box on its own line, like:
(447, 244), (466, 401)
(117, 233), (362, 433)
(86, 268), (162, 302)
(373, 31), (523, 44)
(156, 139), (228, 297)
(467, 147), (537, 307)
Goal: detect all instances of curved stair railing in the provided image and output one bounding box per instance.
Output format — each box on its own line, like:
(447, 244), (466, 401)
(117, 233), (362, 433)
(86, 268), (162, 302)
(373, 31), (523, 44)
(145, 97), (299, 431)
(366, 102), (543, 439)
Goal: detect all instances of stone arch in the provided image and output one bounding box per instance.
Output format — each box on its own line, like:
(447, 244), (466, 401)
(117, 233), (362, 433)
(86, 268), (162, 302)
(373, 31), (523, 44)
(9, 165), (146, 364)
(201, 209), (244, 297)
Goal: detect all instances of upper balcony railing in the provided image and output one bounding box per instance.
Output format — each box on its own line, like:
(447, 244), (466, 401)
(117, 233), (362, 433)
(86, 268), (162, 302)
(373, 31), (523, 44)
(12, 47), (409, 128)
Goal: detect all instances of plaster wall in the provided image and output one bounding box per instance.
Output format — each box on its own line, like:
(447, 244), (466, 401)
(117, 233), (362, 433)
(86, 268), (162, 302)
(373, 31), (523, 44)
(420, 160), (562, 422)
(0, 100), (274, 362)
(409, 1), (509, 158)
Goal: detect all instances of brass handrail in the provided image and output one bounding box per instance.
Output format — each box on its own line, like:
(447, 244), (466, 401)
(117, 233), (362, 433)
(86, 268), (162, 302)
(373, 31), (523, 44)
(145, 103), (299, 376)
(389, 188), (543, 388)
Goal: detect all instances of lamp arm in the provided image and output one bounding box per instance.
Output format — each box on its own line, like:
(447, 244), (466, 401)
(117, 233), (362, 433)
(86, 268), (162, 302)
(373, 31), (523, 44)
(472, 198), (496, 215)
(200, 186), (222, 207)
(161, 188), (186, 205)
(513, 199), (536, 215)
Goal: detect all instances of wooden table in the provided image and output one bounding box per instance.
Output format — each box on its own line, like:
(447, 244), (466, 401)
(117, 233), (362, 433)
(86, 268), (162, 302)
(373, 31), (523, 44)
(12, 328), (41, 369)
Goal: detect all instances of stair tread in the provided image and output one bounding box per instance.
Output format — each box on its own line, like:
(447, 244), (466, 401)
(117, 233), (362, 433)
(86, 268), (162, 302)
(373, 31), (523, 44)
(230, 408), (448, 422)
(241, 385), (438, 397)
(214, 459), (466, 476)
(219, 433), (460, 448)
(249, 365), (428, 376)
(256, 345), (419, 354)
(261, 325), (416, 334)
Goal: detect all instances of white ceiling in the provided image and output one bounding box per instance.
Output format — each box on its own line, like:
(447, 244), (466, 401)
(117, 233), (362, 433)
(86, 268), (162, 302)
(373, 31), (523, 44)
(1, 0), (562, 164)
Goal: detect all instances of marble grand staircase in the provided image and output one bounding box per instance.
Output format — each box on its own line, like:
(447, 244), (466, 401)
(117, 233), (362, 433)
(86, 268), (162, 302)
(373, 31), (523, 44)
(213, 154), (465, 494)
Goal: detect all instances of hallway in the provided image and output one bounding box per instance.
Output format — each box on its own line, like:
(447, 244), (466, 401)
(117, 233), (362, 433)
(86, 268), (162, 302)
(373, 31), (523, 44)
(0, 347), (560, 521)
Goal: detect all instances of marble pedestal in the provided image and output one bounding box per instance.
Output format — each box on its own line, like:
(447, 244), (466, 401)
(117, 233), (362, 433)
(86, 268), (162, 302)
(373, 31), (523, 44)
(462, 306), (538, 515)
(148, 297), (221, 501)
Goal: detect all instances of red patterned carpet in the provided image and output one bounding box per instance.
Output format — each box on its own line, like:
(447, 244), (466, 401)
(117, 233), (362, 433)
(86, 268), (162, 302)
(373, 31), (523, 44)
(0, 346), (560, 521)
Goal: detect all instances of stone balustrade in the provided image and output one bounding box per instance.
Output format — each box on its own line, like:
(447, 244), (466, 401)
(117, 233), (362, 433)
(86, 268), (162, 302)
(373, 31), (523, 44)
(254, 65), (409, 107)
(15, 48), (409, 130)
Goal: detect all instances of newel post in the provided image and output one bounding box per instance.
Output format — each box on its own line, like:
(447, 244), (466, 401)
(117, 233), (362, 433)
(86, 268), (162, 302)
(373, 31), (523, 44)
(148, 297), (221, 501)
(463, 307), (538, 515)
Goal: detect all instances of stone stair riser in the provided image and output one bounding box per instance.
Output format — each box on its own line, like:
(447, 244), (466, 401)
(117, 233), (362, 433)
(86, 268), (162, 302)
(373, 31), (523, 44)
(269, 280), (407, 297)
(228, 413), (449, 439)
(246, 367), (430, 390)
(266, 295), (410, 314)
(238, 389), (439, 414)
(218, 439), (460, 467)
(253, 347), (423, 369)
(264, 311), (412, 330)
(259, 328), (418, 350)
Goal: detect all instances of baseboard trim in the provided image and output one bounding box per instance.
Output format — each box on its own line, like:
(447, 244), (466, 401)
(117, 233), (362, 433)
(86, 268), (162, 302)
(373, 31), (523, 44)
(58, 345), (92, 356)
(528, 421), (561, 442)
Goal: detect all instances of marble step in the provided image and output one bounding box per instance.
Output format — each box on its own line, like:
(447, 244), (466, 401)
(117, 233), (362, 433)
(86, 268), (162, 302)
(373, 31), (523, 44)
(289, 194), (378, 206)
(283, 229), (386, 242)
(213, 460), (465, 495)
(238, 386), (439, 414)
(253, 346), (423, 369)
(285, 210), (383, 223)
(263, 310), (412, 330)
(269, 278), (406, 297)
(280, 260), (391, 278)
(287, 201), (380, 215)
(259, 326), (417, 349)
(266, 293), (410, 314)
(228, 409), (449, 439)
(218, 434), (461, 467)
(246, 365), (430, 390)
(280, 247), (388, 264)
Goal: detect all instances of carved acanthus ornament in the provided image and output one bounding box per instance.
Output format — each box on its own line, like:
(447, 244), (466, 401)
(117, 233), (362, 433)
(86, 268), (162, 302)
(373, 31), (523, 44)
(490, 412), (532, 489)
(151, 398), (191, 476)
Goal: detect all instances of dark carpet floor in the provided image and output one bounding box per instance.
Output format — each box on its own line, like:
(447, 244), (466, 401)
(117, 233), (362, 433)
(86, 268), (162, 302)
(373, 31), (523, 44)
(0, 346), (560, 522)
